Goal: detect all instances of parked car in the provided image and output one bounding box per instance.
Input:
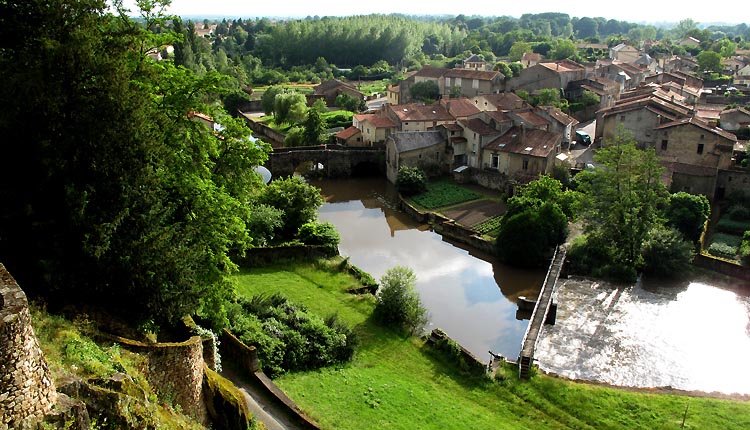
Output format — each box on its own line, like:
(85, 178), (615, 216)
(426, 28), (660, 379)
(575, 130), (592, 146)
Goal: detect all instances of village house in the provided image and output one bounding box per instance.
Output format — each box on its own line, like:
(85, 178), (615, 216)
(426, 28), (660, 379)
(508, 59), (586, 94)
(534, 106), (579, 144)
(394, 66), (447, 104)
(654, 117), (736, 197)
(662, 56), (700, 75)
(439, 97), (482, 121)
(720, 107), (750, 132)
(482, 126), (562, 181)
(521, 52), (543, 68)
(472, 92), (529, 111)
(568, 76), (619, 110)
(735, 64), (750, 86)
(385, 131), (447, 183)
(506, 110), (551, 131)
(384, 102), (455, 132)
(593, 59), (648, 91)
(458, 118), (503, 169)
(440, 123), (469, 167)
(462, 54), (488, 71)
(610, 43), (640, 63)
(352, 113), (397, 145)
(334, 126), (363, 146)
(386, 70), (417, 105)
(679, 36), (701, 48)
(722, 56), (748, 76)
(314, 79), (364, 108)
(443, 68), (505, 98)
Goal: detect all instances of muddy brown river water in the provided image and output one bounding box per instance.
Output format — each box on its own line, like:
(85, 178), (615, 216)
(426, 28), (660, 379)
(311, 176), (750, 396)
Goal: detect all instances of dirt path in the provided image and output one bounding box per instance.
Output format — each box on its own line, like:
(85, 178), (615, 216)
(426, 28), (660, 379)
(443, 199), (507, 227)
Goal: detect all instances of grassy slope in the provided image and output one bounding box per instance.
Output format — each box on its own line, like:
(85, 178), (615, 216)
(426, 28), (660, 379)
(233, 259), (750, 430)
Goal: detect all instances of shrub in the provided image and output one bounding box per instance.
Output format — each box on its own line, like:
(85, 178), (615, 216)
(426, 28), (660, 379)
(640, 226), (695, 277)
(727, 204), (750, 221)
(297, 221), (341, 247)
(708, 241), (738, 259)
(665, 192), (710, 243)
(396, 166), (427, 196)
(227, 294), (358, 377)
(716, 217), (750, 235)
(741, 231), (750, 265)
(374, 266), (427, 334)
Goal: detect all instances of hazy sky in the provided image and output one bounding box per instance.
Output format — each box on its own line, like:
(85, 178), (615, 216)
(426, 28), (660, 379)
(127, 0), (748, 26)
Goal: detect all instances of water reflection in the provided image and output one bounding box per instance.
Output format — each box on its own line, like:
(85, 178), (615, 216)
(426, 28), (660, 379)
(312, 177), (545, 360)
(536, 277), (750, 395)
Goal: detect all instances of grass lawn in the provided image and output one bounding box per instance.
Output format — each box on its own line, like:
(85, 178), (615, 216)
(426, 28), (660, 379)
(409, 179), (483, 210)
(356, 79), (388, 97)
(233, 258), (750, 430)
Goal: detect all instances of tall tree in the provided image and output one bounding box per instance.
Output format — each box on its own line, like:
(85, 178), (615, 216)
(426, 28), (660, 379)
(574, 126), (668, 271)
(0, 0), (269, 328)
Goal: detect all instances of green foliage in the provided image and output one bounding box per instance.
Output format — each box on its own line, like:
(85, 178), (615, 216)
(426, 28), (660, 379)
(273, 91), (307, 124)
(374, 266), (427, 334)
(409, 80), (441, 102)
(512, 175), (579, 219)
(697, 50), (722, 74)
(496, 202), (567, 268)
(727, 204), (750, 221)
(574, 126), (668, 275)
(740, 231), (750, 265)
(335, 93), (365, 112)
(261, 85), (285, 115)
(409, 179), (482, 209)
(247, 204), (284, 246)
(298, 221), (341, 247)
(396, 166), (428, 196)
(303, 101), (327, 145)
(225, 294), (358, 377)
(256, 176), (324, 238)
(473, 215), (503, 235)
(716, 217), (750, 235)
(0, 0), (271, 328)
(708, 241), (739, 260)
(640, 226), (695, 277)
(283, 126), (305, 147)
(665, 192), (710, 243)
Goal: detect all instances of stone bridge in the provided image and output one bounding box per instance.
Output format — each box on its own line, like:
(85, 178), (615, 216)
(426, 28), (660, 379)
(264, 145), (385, 178)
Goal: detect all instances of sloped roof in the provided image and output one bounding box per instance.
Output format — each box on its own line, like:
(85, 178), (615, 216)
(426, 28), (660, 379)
(654, 117), (737, 141)
(612, 43), (638, 52)
(459, 118), (501, 136)
(336, 126), (362, 140)
(485, 127), (560, 157)
(509, 110), (551, 127)
(476, 92), (528, 110)
(539, 59), (585, 73)
(390, 131), (445, 153)
(464, 54), (485, 63)
(444, 68), (503, 80)
(314, 79), (359, 94)
(388, 103), (454, 122)
(416, 66), (448, 79)
(536, 106), (579, 127)
(440, 97), (481, 118)
(720, 107), (750, 118)
(483, 110), (513, 124)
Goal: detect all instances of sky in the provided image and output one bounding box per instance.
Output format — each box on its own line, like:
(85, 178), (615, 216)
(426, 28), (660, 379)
(127, 0), (749, 26)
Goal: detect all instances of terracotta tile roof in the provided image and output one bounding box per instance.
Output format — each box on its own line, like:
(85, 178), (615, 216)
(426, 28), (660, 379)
(388, 84), (401, 93)
(483, 110), (512, 123)
(485, 127), (560, 158)
(654, 117), (737, 141)
(388, 103), (453, 122)
(509, 110), (551, 127)
(458, 118), (501, 136)
(721, 107), (750, 117)
(522, 52), (543, 62)
(696, 108), (722, 121)
(440, 123), (464, 131)
(314, 79), (359, 95)
(444, 69), (503, 80)
(389, 131), (445, 153)
(440, 97), (481, 118)
(368, 116), (397, 128)
(415, 66), (448, 79)
(336, 126), (362, 140)
(536, 106), (578, 127)
(354, 113), (376, 123)
(539, 59), (585, 73)
(662, 161), (718, 177)
(477, 93), (528, 111)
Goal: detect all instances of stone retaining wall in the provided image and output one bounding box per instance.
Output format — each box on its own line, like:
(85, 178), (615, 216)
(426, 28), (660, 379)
(110, 334), (207, 423)
(0, 263), (57, 430)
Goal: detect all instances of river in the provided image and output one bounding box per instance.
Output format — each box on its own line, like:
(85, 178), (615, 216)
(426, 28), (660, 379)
(311, 176), (750, 396)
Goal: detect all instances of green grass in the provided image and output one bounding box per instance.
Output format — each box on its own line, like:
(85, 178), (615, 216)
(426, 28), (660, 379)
(409, 179), (482, 210)
(356, 79), (388, 97)
(473, 215), (503, 236)
(232, 258), (750, 430)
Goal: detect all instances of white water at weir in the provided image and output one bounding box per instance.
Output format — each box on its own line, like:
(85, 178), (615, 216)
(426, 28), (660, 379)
(535, 278), (750, 395)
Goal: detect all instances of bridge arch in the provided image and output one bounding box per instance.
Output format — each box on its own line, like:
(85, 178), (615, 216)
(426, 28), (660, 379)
(265, 145), (384, 179)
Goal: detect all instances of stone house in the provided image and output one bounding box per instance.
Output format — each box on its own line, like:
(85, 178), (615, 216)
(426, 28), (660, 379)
(384, 102), (454, 132)
(654, 117), (736, 197)
(458, 118), (503, 169)
(482, 126), (562, 180)
(610, 43), (640, 63)
(594, 60), (648, 91)
(335, 126), (363, 146)
(720, 107), (750, 132)
(722, 56), (747, 75)
(441, 123), (469, 167)
(568, 76), (620, 110)
(387, 70), (417, 105)
(313, 79), (364, 107)
(679, 36), (701, 48)
(472, 92), (529, 111)
(508, 59), (586, 94)
(735, 64), (750, 86)
(534, 106), (579, 144)
(443, 68), (505, 98)
(439, 97), (481, 121)
(507, 110), (551, 131)
(396, 66), (447, 104)
(385, 131), (447, 183)
(352, 113), (397, 144)
(521, 52), (543, 68)
(462, 54), (487, 70)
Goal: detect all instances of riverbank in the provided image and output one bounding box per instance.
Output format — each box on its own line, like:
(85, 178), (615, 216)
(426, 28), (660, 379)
(232, 257), (750, 430)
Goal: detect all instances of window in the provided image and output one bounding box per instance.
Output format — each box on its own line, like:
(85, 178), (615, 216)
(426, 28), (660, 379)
(620, 115), (625, 121)
(697, 143), (704, 154)
(472, 79), (479, 89)
(491, 153), (500, 169)
(522, 159), (529, 170)
(455, 77), (462, 87)
(445, 77), (450, 87)
(661, 140), (668, 150)
(435, 151), (440, 160)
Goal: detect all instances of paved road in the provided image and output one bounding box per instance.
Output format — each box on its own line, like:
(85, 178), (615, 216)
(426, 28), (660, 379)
(220, 368), (302, 430)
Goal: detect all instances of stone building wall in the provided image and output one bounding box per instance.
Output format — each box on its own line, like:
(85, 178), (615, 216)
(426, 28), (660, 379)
(0, 263), (57, 430)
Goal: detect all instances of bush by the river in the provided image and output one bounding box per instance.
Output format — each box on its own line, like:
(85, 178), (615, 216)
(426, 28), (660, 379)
(395, 166), (427, 196)
(374, 266), (427, 334)
(298, 221), (341, 247)
(226, 293), (357, 377)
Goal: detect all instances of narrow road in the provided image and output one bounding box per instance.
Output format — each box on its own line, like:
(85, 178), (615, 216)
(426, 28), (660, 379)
(220, 368), (303, 430)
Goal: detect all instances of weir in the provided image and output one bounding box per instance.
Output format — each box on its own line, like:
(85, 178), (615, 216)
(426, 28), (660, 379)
(518, 245), (566, 379)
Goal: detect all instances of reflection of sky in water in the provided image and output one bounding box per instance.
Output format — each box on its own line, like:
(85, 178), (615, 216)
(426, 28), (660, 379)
(318, 198), (532, 360)
(536, 279), (750, 395)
